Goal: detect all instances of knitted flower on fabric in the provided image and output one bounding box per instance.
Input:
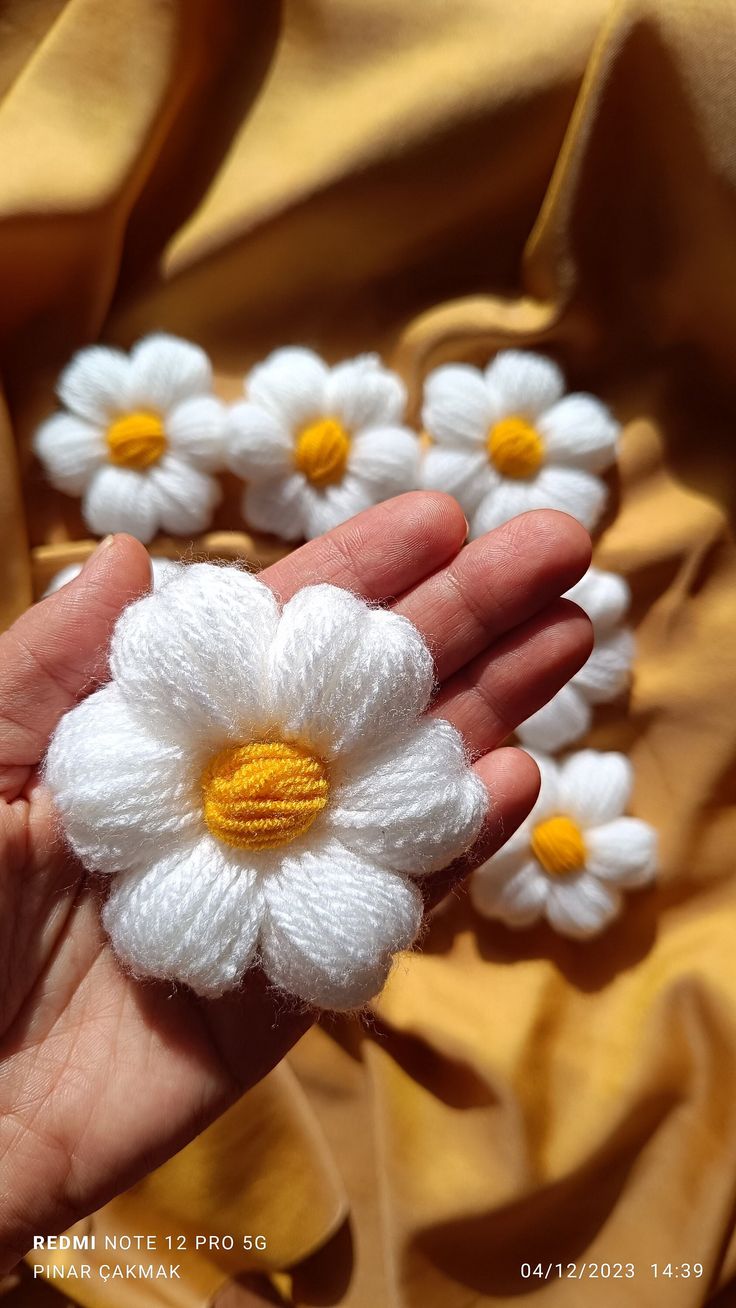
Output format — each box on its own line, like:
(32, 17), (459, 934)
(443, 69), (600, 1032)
(516, 567), (634, 751)
(227, 348), (419, 540)
(470, 751), (656, 938)
(420, 350), (619, 537)
(44, 565), (486, 1009)
(44, 556), (180, 597)
(34, 334), (226, 543)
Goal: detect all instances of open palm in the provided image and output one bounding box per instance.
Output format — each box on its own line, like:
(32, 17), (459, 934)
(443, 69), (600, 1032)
(0, 492), (591, 1270)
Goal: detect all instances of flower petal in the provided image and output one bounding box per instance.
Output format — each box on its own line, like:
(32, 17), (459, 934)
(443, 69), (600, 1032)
(57, 344), (131, 424)
(44, 683), (199, 873)
(559, 750), (633, 827)
(585, 817), (657, 888)
(545, 872), (621, 938)
(470, 477), (534, 536)
(325, 354), (406, 430)
(573, 628), (634, 704)
(83, 465), (160, 542)
(260, 839), (423, 1008)
(269, 585), (435, 760)
(532, 464), (607, 530)
(228, 401), (294, 479)
(147, 456), (221, 536)
(328, 718), (486, 874)
(565, 567), (630, 631)
(127, 334), (212, 411)
(110, 562), (280, 745)
(485, 350), (564, 419)
(516, 683), (591, 753)
(537, 394), (619, 473)
(420, 446), (491, 515)
(166, 395), (227, 471)
(301, 475), (375, 539)
(348, 426), (419, 494)
(525, 751), (563, 819)
(243, 474), (308, 540)
(471, 857), (548, 927)
(422, 364), (491, 447)
(102, 839), (263, 997)
(247, 347), (329, 430)
(33, 413), (105, 495)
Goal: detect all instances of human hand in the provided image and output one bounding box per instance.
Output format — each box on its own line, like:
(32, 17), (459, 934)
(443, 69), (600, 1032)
(0, 491), (591, 1267)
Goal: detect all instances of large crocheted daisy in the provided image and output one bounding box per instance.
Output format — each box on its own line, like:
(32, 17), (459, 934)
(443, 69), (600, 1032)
(470, 751), (656, 938)
(421, 350), (619, 537)
(34, 334), (226, 543)
(44, 565), (486, 1009)
(517, 567), (634, 751)
(227, 348), (419, 540)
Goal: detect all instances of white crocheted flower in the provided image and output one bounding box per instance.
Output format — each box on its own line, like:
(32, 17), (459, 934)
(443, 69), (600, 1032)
(421, 350), (619, 536)
(227, 348), (419, 540)
(517, 567), (634, 751)
(44, 556), (180, 597)
(34, 334), (227, 543)
(44, 565), (486, 1009)
(470, 751), (656, 938)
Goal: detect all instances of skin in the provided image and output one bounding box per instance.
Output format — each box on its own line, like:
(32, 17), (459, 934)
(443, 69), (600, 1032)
(0, 492), (592, 1270)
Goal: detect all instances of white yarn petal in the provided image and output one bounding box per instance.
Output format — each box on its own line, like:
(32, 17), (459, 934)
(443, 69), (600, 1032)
(470, 857), (549, 927)
(572, 628), (634, 704)
(33, 413), (105, 495)
(470, 477), (534, 536)
(57, 344), (131, 424)
(537, 394), (619, 473)
(260, 839), (423, 1009)
(83, 465), (160, 543)
(247, 347), (328, 429)
(484, 350), (564, 419)
(228, 401), (294, 479)
(559, 750), (632, 827)
(127, 333), (212, 411)
(147, 455), (221, 536)
(269, 584), (435, 759)
(526, 751), (563, 820)
(422, 364), (492, 447)
(151, 557), (183, 586)
(545, 872), (621, 939)
(420, 445), (491, 515)
(43, 683), (199, 874)
(329, 718), (486, 874)
(532, 463), (607, 530)
(516, 682), (592, 752)
(300, 476), (375, 539)
(565, 567), (630, 630)
(102, 840), (263, 997)
(325, 354), (406, 430)
(585, 818), (657, 889)
(166, 395), (227, 471)
(243, 475), (308, 540)
(110, 563), (279, 745)
(348, 426), (419, 493)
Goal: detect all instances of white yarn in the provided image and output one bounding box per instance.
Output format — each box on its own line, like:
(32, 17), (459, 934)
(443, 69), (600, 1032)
(43, 556), (181, 597)
(226, 347), (420, 540)
(470, 750), (657, 938)
(420, 350), (619, 537)
(43, 564), (486, 1009)
(34, 334), (227, 544)
(516, 567), (634, 751)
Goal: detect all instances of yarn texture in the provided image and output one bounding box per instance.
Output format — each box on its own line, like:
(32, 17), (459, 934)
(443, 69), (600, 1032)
(43, 564), (486, 1008)
(420, 350), (619, 537)
(470, 750), (657, 938)
(226, 347), (420, 540)
(516, 566), (634, 751)
(44, 556), (180, 597)
(34, 334), (227, 543)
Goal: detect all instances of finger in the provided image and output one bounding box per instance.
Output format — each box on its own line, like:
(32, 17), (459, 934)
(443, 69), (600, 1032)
(394, 509), (591, 681)
(432, 598), (593, 754)
(260, 490), (468, 602)
(0, 535), (151, 787)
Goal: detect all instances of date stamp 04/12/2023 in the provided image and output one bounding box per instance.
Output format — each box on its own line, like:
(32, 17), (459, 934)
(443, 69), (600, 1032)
(521, 1263), (705, 1282)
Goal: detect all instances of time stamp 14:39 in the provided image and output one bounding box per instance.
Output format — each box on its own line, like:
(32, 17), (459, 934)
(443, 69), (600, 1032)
(520, 1262), (705, 1281)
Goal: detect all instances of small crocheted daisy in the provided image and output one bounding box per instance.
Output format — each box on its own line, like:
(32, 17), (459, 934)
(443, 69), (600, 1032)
(44, 565), (486, 1009)
(34, 334), (227, 544)
(227, 348), (419, 540)
(421, 350), (619, 537)
(44, 556), (180, 597)
(517, 567), (634, 751)
(470, 750), (656, 938)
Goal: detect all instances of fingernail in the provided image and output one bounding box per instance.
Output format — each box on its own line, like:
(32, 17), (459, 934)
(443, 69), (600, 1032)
(82, 535), (116, 571)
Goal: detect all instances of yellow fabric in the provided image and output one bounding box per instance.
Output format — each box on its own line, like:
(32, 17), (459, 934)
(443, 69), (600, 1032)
(531, 815), (587, 878)
(201, 740), (330, 851)
(106, 411), (167, 469)
(2, 1), (736, 1306)
(295, 418), (351, 487)
(487, 415), (545, 479)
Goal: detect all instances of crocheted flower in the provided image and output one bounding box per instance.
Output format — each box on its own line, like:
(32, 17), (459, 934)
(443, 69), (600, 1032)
(470, 750), (656, 938)
(421, 350), (619, 537)
(34, 334), (226, 543)
(227, 348), (419, 540)
(44, 565), (486, 1008)
(516, 567), (634, 751)
(44, 556), (180, 597)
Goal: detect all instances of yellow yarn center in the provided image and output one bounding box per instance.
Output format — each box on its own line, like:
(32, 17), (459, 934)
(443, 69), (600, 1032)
(106, 411), (167, 469)
(295, 417), (350, 487)
(531, 814), (586, 878)
(201, 739), (330, 851)
(487, 415), (544, 479)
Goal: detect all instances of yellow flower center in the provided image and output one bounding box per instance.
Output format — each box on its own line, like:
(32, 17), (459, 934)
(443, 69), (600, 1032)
(201, 739), (330, 851)
(295, 416), (350, 487)
(530, 814), (586, 878)
(487, 415), (544, 479)
(106, 411), (167, 470)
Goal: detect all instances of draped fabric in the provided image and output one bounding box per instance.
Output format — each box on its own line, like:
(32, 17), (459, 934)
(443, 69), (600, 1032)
(3, 1), (736, 1304)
